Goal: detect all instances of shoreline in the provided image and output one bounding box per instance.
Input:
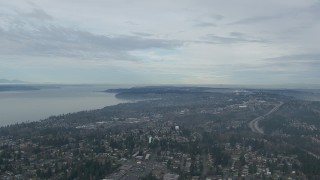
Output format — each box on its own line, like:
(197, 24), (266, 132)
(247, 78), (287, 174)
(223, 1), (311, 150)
(0, 85), (128, 127)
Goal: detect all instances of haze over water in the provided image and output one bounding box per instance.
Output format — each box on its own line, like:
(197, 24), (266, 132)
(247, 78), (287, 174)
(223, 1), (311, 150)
(1, 84), (320, 127)
(0, 85), (127, 127)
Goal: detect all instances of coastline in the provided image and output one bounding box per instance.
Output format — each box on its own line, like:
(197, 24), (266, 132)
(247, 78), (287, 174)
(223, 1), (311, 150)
(0, 85), (128, 127)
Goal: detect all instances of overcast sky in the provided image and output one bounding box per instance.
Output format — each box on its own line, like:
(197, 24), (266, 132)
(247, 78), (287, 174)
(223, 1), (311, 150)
(1, 0), (320, 85)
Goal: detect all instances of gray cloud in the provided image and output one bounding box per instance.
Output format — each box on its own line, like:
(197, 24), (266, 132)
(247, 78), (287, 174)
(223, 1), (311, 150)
(192, 13), (223, 27)
(194, 22), (216, 27)
(230, 2), (320, 26)
(131, 32), (154, 37)
(266, 54), (320, 62)
(0, 10), (181, 61)
(124, 21), (139, 26)
(23, 8), (53, 21)
(200, 33), (266, 44)
(229, 32), (245, 37)
(293, 2), (320, 20)
(1, 0), (320, 84)
(230, 14), (282, 25)
(210, 14), (224, 21)
(263, 54), (320, 70)
(227, 54), (320, 75)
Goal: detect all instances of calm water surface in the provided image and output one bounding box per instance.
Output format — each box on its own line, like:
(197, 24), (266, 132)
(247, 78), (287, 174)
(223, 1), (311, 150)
(0, 85), (128, 126)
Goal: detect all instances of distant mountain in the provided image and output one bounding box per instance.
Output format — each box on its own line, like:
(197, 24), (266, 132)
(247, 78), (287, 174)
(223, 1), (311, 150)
(0, 85), (40, 91)
(0, 79), (25, 84)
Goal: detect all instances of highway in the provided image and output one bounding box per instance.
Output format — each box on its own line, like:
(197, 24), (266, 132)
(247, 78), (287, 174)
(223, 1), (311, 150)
(248, 102), (284, 134)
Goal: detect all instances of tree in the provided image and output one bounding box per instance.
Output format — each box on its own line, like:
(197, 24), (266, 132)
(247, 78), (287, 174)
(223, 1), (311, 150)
(239, 154), (246, 166)
(249, 164), (257, 174)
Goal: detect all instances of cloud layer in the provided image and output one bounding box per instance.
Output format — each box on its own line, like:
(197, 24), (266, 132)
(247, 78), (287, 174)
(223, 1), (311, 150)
(0, 0), (319, 85)
(0, 8), (180, 61)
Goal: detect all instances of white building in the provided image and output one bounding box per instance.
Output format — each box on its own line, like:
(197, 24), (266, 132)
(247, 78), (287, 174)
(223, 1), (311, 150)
(175, 126), (179, 131)
(163, 173), (179, 180)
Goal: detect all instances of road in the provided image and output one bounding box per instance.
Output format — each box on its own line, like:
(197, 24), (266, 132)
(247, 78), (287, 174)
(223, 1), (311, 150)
(248, 102), (284, 134)
(303, 149), (320, 159)
(201, 150), (208, 179)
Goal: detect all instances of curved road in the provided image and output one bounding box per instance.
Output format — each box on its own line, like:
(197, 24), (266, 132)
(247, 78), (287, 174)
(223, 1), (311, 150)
(248, 102), (284, 134)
